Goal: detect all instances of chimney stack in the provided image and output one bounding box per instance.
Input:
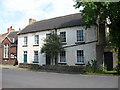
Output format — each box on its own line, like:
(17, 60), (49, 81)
(7, 26), (15, 33)
(29, 18), (37, 25)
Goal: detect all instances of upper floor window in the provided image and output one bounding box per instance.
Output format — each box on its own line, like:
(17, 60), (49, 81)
(46, 33), (51, 39)
(60, 32), (66, 42)
(24, 36), (27, 45)
(33, 51), (39, 63)
(34, 35), (39, 45)
(4, 44), (9, 58)
(60, 50), (66, 63)
(77, 50), (84, 64)
(77, 30), (84, 42)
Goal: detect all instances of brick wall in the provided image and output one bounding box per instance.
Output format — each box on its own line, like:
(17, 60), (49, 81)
(2, 38), (17, 65)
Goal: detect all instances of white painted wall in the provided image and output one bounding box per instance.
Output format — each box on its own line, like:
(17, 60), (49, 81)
(18, 25), (97, 66)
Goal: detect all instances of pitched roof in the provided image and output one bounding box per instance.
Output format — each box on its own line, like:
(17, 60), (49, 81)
(0, 33), (8, 47)
(0, 33), (8, 42)
(7, 31), (18, 43)
(1, 31), (18, 47)
(19, 13), (85, 35)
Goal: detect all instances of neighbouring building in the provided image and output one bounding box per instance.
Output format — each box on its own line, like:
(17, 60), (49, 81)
(17, 13), (118, 70)
(0, 33), (8, 64)
(1, 26), (18, 65)
(0, 27), (14, 64)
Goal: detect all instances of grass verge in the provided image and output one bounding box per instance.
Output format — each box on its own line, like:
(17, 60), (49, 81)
(19, 64), (119, 76)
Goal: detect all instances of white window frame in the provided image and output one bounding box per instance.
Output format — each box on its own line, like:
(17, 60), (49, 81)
(76, 29), (85, 42)
(60, 32), (66, 42)
(34, 35), (39, 45)
(34, 51), (39, 63)
(60, 50), (66, 63)
(46, 33), (51, 39)
(24, 36), (27, 45)
(4, 44), (9, 58)
(77, 50), (84, 64)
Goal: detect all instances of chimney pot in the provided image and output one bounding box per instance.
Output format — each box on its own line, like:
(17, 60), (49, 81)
(29, 18), (37, 25)
(10, 26), (12, 29)
(7, 26), (15, 33)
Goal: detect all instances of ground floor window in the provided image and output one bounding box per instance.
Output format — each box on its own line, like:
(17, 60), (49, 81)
(60, 51), (66, 63)
(10, 53), (17, 59)
(34, 51), (39, 63)
(77, 50), (84, 64)
(4, 44), (9, 58)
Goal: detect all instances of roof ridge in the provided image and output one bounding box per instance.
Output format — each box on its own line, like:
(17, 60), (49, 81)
(35, 13), (82, 24)
(19, 13), (84, 35)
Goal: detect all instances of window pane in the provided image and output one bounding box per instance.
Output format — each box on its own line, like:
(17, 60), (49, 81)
(60, 32), (66, 42)
(46, 33), (51, 39)
(4, 44), (8, 58)
(77, 50), (84, 63)
(24, 36), (27, 45)
(60, 51), (66, 62)
(24, 51), (27, 54)
(34, 51), (38, 62)
(77, 30), (84, 41)
(35, 35), (39, 45)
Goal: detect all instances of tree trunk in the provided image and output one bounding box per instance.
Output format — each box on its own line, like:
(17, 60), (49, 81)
(96, 23), (105, 68)
(55, 55), (58, 66)
(51, 57), (53, 65)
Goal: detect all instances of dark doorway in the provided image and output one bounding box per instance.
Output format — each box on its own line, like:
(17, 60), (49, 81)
(46, 54), (51, 65)
(104, 52), (113, 71)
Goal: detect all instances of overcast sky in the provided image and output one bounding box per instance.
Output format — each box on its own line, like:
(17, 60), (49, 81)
(0, 0), (82, 34)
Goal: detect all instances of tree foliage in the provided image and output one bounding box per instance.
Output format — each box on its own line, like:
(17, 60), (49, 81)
(41, 31), (63, 65)
(74, 1), (120, 73)
(74, 1), (120, 48)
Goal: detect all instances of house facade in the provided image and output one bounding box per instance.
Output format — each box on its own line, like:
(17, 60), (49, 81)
(0, 33), (8, 63)
(1, 27), (18, 65)
(18, 13), (117, 70)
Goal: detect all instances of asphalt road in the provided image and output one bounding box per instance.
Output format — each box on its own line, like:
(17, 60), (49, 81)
(2, 68), (118, 88)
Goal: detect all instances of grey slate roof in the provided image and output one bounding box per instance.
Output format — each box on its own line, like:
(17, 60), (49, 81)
(7, 32), (18, 43)
(19, 13), (85, 35)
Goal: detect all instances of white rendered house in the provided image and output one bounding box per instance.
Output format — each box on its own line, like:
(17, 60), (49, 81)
(17, 13), (117, 69)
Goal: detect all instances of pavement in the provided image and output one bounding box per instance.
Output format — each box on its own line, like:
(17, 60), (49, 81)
(1, 65), (119, 88)
(1, 65), (19, 69)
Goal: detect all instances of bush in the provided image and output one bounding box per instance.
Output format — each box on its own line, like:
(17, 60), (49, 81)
(19, 63), (40, 70)
(19, 63), (85, 73)
(85, 59), (103, 73)
(40, 65), (85, 73)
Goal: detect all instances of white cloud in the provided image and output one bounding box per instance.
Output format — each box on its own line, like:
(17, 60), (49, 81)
(1, 0), (80, 33)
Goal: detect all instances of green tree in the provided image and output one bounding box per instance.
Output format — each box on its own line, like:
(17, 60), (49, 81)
(41, 31), (63, 65)
(74, 1), (120, 47)
(74, 1), (120, 73)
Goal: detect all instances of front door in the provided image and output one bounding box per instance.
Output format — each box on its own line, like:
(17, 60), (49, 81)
(104, 52), (113, 71)
(23, 51), (27, 63)
(46, 54), (51, 65)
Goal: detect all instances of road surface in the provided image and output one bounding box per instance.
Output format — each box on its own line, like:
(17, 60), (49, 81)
(2, 68), (118, 88)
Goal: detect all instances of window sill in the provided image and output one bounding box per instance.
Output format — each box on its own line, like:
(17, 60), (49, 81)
(33, 45), (39, 46)
(75, 41), (85, 44)
(75, 63), (85, 65)
(10, 58), (17, 59)
(3, 58), (9, 60)
(58, 62), (67, 65)
(33, 61), (39, 63)
(61, 42), (67, 45)
(22, 45), (28, 47)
